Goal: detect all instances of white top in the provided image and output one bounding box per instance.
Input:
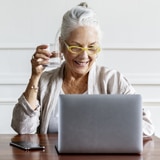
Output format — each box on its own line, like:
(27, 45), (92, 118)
(47, 89), (88, 133)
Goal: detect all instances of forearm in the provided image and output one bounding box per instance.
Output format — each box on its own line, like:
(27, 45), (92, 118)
(23, 75), (41, 110)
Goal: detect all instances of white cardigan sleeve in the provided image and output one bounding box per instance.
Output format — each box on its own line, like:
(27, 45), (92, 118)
(11, 94), (40, 134)
(143, 109), (155, 137)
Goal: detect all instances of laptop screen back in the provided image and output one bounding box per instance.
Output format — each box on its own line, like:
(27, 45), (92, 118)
(57, 94), (143, 154)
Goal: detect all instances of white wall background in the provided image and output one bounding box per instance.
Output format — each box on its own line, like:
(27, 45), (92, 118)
(0, 0), (160, 135)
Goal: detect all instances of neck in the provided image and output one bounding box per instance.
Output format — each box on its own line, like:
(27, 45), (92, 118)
(62, 66), (88, 94)
(63, 65), (88, 82)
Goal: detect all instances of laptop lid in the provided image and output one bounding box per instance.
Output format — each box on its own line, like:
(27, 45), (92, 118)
(57, 94), (143, 154)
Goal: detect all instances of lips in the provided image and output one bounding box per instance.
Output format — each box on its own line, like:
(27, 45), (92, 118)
(75, 60), (89, 66)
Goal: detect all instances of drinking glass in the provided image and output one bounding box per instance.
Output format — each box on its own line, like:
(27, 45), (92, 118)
(46, 43), (61, 69)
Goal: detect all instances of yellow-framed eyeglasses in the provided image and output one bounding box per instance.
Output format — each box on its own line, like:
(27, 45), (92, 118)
(63, 41), (101, 55)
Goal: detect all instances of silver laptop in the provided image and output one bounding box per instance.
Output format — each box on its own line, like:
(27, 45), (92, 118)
(57, 94), (143, 154)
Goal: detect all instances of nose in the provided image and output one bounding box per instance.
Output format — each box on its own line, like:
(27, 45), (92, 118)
(79, 49), (88, 58)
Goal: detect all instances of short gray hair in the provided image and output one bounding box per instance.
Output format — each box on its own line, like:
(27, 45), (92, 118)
(60, 2), (102, 41)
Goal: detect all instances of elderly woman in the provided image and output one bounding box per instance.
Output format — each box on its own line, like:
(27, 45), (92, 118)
(11, 2), (154, 137)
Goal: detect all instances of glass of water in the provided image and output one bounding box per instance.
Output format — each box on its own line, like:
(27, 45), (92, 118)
(46, 43), (61, 69)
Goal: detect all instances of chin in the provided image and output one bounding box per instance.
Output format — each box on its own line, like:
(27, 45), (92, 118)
(74, 68), (89, 75)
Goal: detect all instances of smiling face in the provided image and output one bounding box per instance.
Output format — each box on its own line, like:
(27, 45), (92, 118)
(61, 26), (100, 77)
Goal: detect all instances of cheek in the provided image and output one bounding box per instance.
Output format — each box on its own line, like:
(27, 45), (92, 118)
(63, 52), (74, 62)
(90, 55), (97, 62)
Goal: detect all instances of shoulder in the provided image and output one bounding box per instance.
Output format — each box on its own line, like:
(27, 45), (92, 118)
(95, 65), (135, 94)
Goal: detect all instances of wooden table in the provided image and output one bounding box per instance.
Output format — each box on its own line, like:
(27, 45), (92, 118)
(0, 134), (160, 160)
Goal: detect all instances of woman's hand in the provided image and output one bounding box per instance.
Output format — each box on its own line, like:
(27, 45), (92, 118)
(31, 44), (51, 77)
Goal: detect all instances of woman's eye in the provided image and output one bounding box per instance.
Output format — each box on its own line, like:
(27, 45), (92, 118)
(89, 46), (97, 50)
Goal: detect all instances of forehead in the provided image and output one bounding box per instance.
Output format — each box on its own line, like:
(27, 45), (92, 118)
(66, 26), (99, 43)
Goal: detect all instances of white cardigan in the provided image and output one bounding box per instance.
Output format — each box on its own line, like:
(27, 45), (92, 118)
(11, 63), (154, 137)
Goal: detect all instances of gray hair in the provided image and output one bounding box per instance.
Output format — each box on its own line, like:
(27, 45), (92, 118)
(60, 2), (102, 41)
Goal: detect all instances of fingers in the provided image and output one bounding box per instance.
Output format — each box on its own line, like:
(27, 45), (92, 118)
(32, 45), (51, 66)
(31, 45), (62, 76)
(30, 45), (51, 76)
(34, 45), (51, 60)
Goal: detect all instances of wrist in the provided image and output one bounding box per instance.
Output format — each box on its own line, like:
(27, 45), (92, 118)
(30, 85), (39, 92)
(29, 74), (41, 84)
(30, 74), (41, 81)
(28, 75), (41, 90)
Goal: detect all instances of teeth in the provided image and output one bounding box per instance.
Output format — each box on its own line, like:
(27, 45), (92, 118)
(75, 61), (88, 66)
(77, 62), (87, 65)
(77, 61), (87, 64)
